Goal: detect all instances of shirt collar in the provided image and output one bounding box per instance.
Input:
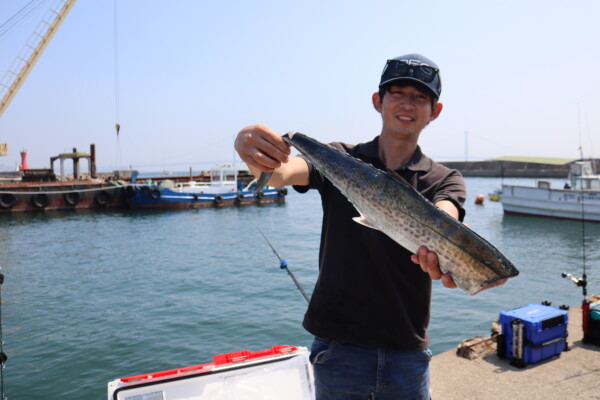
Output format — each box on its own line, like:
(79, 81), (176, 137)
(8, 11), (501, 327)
(356, 136), (431, 172)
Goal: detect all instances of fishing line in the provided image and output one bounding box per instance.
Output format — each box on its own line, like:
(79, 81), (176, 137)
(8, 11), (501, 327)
(561, 178), (589, 299)
(256, 228), (310, 304)
(579, 178), (587, 296)
(577, 106), (587, 294)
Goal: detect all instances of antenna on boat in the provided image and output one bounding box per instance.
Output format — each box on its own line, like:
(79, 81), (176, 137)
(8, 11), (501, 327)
(257, 227), (310, 303)
(578, 103), (585, 160)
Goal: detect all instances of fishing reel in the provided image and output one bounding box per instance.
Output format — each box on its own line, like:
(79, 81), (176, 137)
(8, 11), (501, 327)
(562, 272), (587, 297)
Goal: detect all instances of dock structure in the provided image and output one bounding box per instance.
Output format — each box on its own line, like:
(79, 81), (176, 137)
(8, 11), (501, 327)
(430, 304), (600, 399)
(49, 145), (96, 181)
(441, 157), (600, 178)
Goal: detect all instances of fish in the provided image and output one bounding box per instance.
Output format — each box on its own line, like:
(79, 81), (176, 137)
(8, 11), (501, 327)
(275, 131), (519, 295)
(253, 172), (273, 196)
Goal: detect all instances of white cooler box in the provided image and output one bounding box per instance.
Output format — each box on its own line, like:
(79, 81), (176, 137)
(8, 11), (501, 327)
(107, 345), (314, 400)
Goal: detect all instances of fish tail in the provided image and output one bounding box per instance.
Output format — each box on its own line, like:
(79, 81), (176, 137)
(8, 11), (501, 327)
(253, 172), (273, 196)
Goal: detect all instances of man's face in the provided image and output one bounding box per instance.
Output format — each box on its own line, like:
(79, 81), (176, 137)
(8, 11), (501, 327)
(373, 83), (442, 139)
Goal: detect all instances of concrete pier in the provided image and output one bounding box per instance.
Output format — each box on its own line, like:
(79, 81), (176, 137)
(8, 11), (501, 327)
(430, 305), (600, 399)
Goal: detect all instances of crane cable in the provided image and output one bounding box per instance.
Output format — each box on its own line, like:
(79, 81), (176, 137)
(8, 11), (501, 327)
(0, 0), (47, 40)
(114, 0), (123, 169)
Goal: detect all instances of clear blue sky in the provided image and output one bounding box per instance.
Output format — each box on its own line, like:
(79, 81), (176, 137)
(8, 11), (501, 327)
(1, 0), (598, 172)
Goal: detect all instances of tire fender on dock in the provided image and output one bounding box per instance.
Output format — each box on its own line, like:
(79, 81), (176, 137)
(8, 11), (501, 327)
(0, 193), (17, 209)
(139, 186), (152, 198)
(31, 193), (49, 208)
(124, 185), (137, 198)
(214, 195), (223, 204)
(95, 190), (112, 206)
(64, 192), (81, 206)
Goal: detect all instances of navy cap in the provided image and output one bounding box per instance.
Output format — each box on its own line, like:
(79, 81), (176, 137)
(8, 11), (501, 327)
(379, 54), (442, 99)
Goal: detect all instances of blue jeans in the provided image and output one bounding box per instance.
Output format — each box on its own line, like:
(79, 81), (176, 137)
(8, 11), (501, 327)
(309, 336), (432, 400)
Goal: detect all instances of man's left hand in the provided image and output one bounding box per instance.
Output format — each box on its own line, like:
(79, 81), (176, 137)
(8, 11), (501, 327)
(411, 246), (457, 289)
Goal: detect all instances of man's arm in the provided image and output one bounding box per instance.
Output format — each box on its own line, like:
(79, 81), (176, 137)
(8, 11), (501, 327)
(235, 124), (310, 187)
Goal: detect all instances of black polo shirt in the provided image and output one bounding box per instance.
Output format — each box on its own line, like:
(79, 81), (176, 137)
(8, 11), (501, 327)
(294, 136), (466, 350)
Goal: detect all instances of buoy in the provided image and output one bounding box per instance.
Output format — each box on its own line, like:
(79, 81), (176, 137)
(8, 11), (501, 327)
(475, 193), (485, 205)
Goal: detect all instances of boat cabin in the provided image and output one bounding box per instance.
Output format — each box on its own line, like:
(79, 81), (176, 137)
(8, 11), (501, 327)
(174, 164), (241, 194)
(568, 161), (600, 190)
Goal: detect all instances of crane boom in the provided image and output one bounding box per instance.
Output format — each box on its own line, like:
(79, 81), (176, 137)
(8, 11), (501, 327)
(0, 0), (78, 118)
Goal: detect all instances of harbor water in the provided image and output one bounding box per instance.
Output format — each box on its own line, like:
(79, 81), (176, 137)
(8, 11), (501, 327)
(1, 177), (599, 399)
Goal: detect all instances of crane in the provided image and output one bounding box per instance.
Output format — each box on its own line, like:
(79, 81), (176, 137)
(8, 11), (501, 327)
(0, 0), (78, 156)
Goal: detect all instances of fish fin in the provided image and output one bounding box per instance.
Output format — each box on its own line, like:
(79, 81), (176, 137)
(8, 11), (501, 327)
(386, 168), (428, 200)
(352, 216), (379, 230)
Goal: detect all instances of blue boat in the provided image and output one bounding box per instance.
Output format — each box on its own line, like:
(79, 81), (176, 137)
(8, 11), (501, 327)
(125, 165), (286, 209)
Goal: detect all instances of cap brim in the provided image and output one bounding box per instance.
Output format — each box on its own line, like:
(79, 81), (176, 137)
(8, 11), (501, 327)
(379, 77), (439, 99)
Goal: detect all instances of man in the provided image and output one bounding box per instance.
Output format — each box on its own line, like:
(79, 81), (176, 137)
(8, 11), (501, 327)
(235, 54), (465, 400)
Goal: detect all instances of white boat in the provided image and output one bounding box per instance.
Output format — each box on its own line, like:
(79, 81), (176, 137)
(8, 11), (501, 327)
(499, 160), (600, 222)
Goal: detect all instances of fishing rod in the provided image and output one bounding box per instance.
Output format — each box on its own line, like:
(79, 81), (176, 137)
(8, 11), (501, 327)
(256, 228), (310, 304)
(0, 269), (6, 400)
(562, 162), (589, 301)
(561, 272), (587, 298)
(561, 173), (595, 345)
(566, 107), (590, 301)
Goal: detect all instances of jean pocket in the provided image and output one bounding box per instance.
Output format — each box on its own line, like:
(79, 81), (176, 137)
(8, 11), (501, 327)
(309, 336), (333, 365)
(422, 348), (433, 362)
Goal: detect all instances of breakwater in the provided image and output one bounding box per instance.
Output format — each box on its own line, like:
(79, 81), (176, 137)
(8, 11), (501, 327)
(442, 158), (600, 178)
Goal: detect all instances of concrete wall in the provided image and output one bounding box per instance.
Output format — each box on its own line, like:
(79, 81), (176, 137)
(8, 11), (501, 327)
(441, 159), (600, 178)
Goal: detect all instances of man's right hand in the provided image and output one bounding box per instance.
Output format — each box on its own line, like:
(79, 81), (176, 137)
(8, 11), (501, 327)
(235, 125), (291, 174)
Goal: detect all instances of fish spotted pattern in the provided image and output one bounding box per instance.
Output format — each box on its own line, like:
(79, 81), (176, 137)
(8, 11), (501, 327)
(280, 131), (519, 295)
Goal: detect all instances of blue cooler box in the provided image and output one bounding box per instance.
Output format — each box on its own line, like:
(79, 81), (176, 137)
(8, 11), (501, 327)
(499, 304), (568, 365)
